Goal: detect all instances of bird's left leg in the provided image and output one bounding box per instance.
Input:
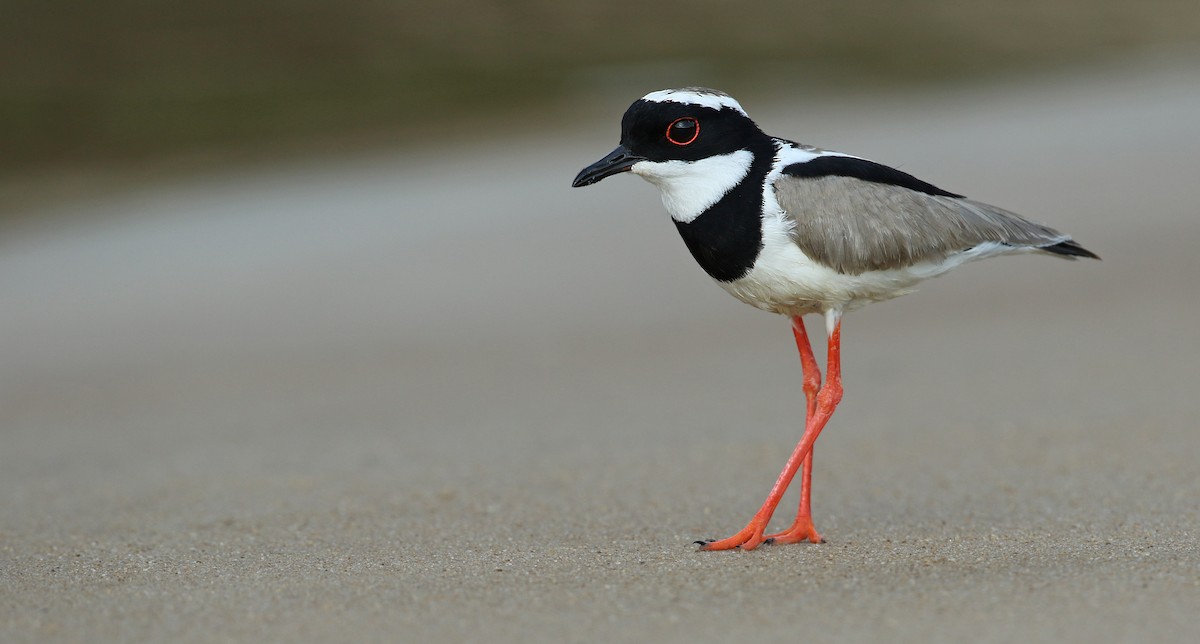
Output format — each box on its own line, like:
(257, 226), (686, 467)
(698, 311), (844, 551)
(766, 315), (827, 544)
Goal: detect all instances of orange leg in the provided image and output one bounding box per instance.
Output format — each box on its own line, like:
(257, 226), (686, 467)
(699, 313), (844, 551)
(766, 316), (827, 544)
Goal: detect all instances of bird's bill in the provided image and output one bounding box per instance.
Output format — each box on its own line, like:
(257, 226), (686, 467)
(572, 145), (645, 187)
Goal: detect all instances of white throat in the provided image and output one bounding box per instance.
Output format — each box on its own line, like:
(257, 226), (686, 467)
(630, 150), (754, 224)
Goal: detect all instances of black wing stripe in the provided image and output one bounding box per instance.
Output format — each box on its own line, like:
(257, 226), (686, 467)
(783, 156), (964, 198)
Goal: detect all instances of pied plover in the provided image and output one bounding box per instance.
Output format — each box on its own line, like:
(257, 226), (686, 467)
(572, 87), (1098, 551)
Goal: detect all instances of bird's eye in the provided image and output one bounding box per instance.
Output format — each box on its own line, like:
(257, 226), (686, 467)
(666, 117), (700, 146)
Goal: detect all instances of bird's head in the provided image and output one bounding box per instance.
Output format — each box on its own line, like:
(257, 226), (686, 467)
(571, 88), (767, 190)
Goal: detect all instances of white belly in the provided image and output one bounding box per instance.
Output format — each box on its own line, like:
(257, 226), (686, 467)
(716, 220), (1009, 316)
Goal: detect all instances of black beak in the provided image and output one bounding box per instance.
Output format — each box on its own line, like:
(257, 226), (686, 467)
(572, 145), (645, 187)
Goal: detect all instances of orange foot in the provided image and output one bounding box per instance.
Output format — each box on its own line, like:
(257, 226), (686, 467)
(765, 517), (825, 545)
(695, 519), (770, 551)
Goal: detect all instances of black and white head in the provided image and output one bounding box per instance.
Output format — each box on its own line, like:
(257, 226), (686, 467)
(572, 88), (775, 221)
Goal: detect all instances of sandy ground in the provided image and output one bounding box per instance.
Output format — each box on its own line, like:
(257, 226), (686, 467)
(3, 54), (1200, 642)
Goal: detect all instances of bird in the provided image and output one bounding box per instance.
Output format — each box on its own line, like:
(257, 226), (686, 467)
(571, 87), (1098, 551)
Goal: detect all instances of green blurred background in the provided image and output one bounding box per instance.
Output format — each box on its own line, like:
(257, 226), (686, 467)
(3, 0), (1199, 200)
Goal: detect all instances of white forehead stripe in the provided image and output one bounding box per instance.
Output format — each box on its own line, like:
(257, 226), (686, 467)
(641, 88), (748, 116)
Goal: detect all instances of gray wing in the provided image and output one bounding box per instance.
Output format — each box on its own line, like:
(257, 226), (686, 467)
(776, 174), (1081, 275)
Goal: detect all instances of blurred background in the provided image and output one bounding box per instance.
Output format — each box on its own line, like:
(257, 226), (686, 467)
(4, 0), (1200, 212)
(4, 0), (1200, 539)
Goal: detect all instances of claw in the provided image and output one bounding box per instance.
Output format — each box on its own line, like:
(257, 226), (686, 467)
(697, 523), (768, 551)
(764, 519), (824, 545)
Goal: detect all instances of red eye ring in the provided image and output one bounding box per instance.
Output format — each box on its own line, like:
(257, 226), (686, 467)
(666, 117), (700, 146)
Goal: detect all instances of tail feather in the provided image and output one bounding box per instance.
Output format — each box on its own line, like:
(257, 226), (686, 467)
(1040, 239), (1100, 260)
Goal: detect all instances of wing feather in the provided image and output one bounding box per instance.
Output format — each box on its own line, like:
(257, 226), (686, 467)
(775, 174), (1082, 275)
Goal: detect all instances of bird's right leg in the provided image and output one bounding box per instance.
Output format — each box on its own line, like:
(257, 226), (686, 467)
(698, 312), (843, 551)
